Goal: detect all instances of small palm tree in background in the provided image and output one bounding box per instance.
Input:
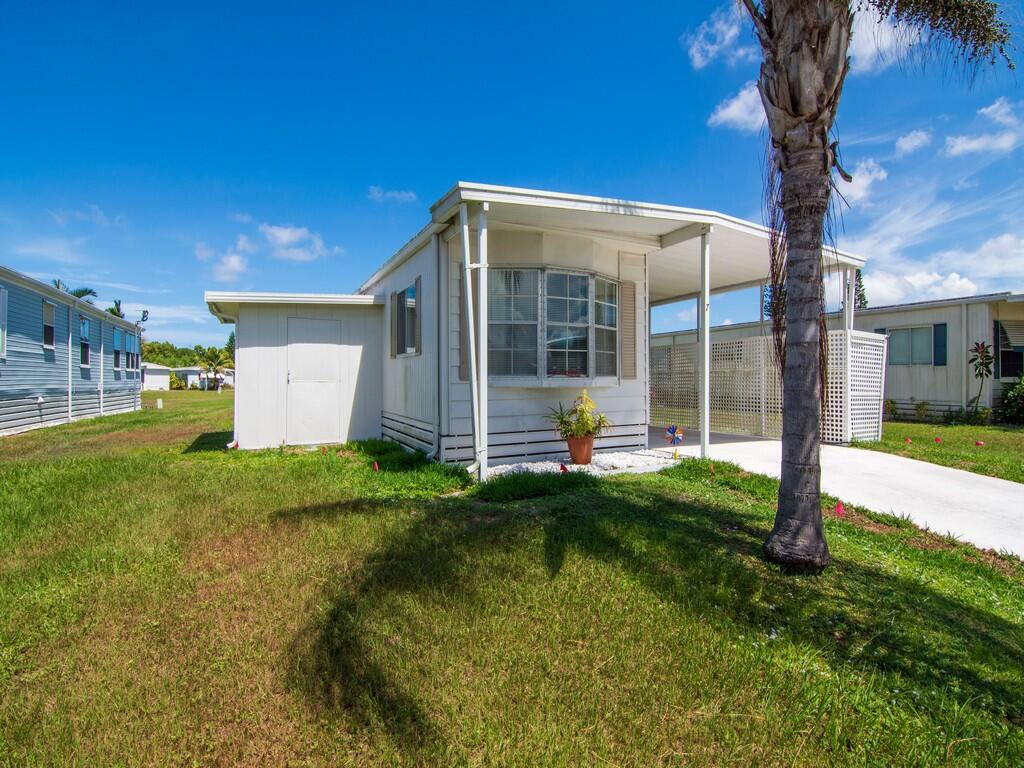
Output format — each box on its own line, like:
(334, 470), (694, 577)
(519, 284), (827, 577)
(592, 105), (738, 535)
(106, 299), (125, 319)
(737, 0), (1012, 571)
(52, 279), (98, 304)
(199, 347), (232, 391)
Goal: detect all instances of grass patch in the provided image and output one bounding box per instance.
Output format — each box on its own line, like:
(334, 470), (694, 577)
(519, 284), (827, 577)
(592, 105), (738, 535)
(854, 421), (1024, 484)
(1, 395), (1021, 765)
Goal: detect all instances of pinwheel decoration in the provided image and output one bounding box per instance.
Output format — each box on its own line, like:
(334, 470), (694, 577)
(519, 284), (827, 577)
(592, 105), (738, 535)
(665, 425), (684, 446)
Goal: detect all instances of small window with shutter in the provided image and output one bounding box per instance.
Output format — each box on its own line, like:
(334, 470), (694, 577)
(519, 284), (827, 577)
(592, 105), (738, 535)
(393, 278), (422, 356)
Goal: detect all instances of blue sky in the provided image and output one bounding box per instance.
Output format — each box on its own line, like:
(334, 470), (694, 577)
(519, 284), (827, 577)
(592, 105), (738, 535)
(1, 1), (1021, 346)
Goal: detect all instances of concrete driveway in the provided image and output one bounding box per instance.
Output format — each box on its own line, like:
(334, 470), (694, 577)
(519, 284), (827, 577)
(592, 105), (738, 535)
(650, 429), (1024, 558)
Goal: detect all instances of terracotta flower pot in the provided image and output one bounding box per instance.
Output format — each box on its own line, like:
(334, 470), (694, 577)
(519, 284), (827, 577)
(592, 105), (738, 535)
(566, 435), (594, 465)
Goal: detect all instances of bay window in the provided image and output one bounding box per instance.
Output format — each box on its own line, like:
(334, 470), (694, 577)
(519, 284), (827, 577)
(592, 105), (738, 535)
(486, 268), (619, 380)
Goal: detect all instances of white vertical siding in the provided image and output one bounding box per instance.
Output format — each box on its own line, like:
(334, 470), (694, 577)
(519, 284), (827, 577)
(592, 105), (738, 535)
(234, 303), (383, 449)
(361, 240), (439, 450)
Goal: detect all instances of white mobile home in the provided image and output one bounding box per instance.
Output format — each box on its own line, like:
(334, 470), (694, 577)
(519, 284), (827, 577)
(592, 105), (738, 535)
(855, 293), (1023, 418)
(141, 362), (171, 391)
(207, 183), (878, 476)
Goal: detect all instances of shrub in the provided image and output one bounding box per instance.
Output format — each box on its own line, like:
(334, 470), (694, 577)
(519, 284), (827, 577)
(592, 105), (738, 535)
(913, 400), (931, 421)
(169, 372), (185, 391)
(883, 399), (898, 420)
(943, 407), (992, 426)
(998, 377), (1024, 425)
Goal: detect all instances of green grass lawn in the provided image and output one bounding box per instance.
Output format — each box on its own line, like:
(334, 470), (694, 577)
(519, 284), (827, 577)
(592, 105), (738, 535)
(854, 421), (1024, 484)
(1, 393), (1022, 766)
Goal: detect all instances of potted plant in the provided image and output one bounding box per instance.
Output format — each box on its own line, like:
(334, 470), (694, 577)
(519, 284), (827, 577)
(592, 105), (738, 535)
(548, 389), (610, 465)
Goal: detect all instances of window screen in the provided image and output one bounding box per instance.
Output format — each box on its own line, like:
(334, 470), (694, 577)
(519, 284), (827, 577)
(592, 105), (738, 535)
(595, 278), (618, 376)
(113, 328), (122, 369)
(42, 302), (56, 348)
(79, 317), (90, 366)
(888, 327), (932, 365)
(488, 269), (538, 376)
(546, 272), (589, 377)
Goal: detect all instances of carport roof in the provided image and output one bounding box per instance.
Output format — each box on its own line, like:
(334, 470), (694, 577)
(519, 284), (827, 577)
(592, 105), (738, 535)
(359, 182), (866, 303)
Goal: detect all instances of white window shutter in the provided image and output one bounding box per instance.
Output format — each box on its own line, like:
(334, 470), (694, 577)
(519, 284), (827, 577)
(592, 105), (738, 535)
(390, 292), (398, 358)
(414, 276), (422, 354)
(620, 281), (637, 379)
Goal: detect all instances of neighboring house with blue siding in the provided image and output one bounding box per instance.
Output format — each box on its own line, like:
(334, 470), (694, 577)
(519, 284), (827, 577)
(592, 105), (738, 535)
(0, 265), (143, 435)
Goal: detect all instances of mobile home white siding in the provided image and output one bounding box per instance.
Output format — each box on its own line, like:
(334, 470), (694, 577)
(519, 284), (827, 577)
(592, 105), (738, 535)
(438, 228), (649, 462)
(853, 301), (992, 417)
(362, 239), (440, 453)
(233, 303), (383, 449)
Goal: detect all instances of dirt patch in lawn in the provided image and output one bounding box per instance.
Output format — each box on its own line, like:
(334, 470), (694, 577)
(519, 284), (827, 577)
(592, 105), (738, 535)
(825, 504), (901, 535)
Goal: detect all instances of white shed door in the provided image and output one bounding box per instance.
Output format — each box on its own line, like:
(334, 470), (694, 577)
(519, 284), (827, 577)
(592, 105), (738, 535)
(286, 317), (343, 445)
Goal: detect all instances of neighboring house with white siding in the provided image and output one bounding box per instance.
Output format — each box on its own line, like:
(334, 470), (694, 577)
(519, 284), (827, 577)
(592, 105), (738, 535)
(0, 265), (143, 436)
(141, 362), (171, 391)
(207, 182), (877, 478)
(855, 293), (1024, 418)
(652, 291), (1024, 422)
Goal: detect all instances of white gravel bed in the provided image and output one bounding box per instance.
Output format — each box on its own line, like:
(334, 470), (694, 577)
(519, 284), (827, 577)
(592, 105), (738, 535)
(489, 449), (680, 477)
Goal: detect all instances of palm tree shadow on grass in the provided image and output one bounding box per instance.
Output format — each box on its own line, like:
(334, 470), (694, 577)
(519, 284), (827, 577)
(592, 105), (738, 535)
(279, 474), (1024, 761)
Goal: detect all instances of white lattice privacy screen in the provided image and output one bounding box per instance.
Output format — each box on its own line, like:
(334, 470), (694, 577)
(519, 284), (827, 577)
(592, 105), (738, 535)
(650, 330), (887, 444)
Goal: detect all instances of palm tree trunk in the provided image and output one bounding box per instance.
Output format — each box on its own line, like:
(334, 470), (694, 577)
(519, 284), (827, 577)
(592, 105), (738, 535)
(743, 0), (851, 571)
(763, 146), (831, 570)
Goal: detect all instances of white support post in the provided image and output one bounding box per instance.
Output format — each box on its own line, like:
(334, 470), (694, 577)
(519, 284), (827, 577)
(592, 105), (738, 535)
(459, 203), (482, 479)
(99, 319), (104, 415)
(477, 203), (489, 480)
(844, 267), (856, 331)
(699, 227), (712, 458)
(67, 305), (73, 423)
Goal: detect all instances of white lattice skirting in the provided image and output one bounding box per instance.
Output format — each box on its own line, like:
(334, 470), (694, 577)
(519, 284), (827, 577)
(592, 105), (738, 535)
(650, 330), (887, 444)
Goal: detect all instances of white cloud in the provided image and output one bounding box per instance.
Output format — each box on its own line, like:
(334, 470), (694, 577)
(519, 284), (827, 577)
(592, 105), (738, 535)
(722, 318), (734, 326)
(258, 222), (338, 262)
(368, 186), (418, 204)
(979, 97), (1017, 127)
(120, 301), (214, 326)
(707, 82), (765, 133)
(944, 131), (1019, 157)
(28, 272), (172, 295)
(849, 9), (906, 74)
(838, 159), (887, 205)
(864, 270), (977, 306)
(194, 241), (214, 261)
(212, 251), (248, 282)
(234, 234), (258, 253)
(931, 233), (1024, 284)
(684, 4), (758, 70)
(944, 97), (1020, 157)
(15, 237), (87, 265)
(46, 204), (121, 228)
(895, 130), (931, 156)
(230, 211), (253, 223)
(676, 305), (697, 323)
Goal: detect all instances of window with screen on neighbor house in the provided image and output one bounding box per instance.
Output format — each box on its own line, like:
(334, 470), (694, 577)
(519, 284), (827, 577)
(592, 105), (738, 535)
(79, 317), (90, 366)
(42, 301), (56, 348)
(888, 326), (932, 365)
